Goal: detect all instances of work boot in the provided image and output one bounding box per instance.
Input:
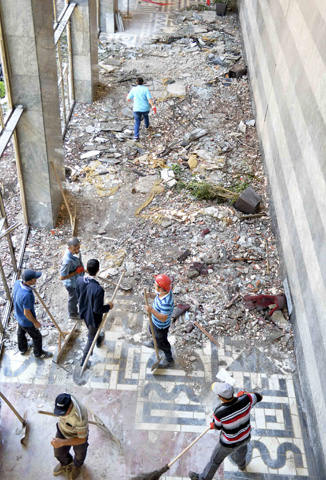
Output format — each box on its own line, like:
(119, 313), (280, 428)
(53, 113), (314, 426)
(189, 472), (200, 480)
(20, 342), (33, 355)
(70, 466), (82, 480)
(96, 332), (105, 348)
(53, 462), (72, 476)
(239, 464), (247, 471)
(34, 350), (53, 359)
(158, 358), (174, 369)
(143, 340), (154, 349)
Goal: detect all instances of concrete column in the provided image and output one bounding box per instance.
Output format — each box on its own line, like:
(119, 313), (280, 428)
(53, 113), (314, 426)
(100, 0), (117, 34)
(1, 0), (64, 228)
(71, 0), (99, 103)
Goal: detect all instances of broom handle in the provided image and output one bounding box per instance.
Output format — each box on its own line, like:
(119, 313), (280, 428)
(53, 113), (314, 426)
(80, 271), (125, 375)
(144, 288), (160, 362)
(38, 410), (98, 426)
(34, 288), (66, 338)
(168, 426), (210, 468)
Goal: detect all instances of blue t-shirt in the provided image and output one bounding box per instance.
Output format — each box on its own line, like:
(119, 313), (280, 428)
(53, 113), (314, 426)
(13, 280), (36, 327)
(60, 250), (84, 288)
(127, 85), (152, 112)
(152, 291), (174, 329)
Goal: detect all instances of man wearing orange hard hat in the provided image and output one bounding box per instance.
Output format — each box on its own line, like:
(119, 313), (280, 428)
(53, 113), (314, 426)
(143, 274), (174, 368)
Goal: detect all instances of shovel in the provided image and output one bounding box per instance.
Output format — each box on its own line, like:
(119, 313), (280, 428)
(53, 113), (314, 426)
(38, 409), (121, 448)
(132, 425), (210, 480)
(73, 271), (125, 386)
(98, 275), (132, 292)
(0, 391), (28, 445)
(144, 288), (161, 372)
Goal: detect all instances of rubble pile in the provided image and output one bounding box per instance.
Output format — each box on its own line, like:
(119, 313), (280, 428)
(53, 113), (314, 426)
(0, 8), (295, 373)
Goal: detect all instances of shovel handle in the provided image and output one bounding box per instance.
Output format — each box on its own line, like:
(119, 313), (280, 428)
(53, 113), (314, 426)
(38, 410), (99, 426)
(144, 289), (160, 362)
(80, 271), (125, 375)
(168, 426), (210, 468)
(0, 391), (25, 424)
(34, 288), (66, 338)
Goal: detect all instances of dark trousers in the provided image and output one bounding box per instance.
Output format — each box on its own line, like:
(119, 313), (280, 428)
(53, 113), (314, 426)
(17, 324), (42, 356)
(199, 439), (249, 480)
(150, 323), (172, 361)
(65, 286), (79, 317)
(134, 111), (149, 138)
(81, 324), (103, 364)
(54, 425), (88, 468)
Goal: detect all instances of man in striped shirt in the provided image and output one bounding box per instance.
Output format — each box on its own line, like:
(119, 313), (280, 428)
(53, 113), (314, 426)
(143, 274), (174, 368)
(189, 382), (263, 479)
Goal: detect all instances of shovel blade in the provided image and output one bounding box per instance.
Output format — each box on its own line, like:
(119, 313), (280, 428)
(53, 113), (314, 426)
(73, 364), (91, 386)
(151, 357), (161, 371)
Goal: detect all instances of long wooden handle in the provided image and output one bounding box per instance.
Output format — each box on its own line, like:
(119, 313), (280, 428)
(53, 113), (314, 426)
(144, 288), (160, 362)
(80, 271), (125, 375)
(0, 391), (25, 424)
(168, 426), (210, 467)
(34, 288), (65, 338)
(38, 410), (98, 426)
(193, 321), (220, 347)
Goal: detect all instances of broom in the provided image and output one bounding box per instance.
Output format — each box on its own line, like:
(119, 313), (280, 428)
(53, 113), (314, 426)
(132, 425), (210, 480)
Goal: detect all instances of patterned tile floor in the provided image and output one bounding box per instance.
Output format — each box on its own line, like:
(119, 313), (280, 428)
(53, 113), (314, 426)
(0, 293), (320, 479)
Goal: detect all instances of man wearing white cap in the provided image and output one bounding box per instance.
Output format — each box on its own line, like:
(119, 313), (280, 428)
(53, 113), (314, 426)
(189, 382), (263, 479)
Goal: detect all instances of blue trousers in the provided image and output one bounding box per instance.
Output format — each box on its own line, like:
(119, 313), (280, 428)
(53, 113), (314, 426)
(134, 111), (149, 138)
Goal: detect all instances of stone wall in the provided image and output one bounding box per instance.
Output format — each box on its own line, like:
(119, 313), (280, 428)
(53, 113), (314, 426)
(238, 0), (326, 471)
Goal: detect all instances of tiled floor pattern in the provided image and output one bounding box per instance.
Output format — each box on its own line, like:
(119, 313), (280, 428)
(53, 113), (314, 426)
(0, 294), (319, 478)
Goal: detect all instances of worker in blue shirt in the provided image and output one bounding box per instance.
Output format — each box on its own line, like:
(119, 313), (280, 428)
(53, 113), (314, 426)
(60, 238), (84, 319)
(143, 274), (174, 368)
(76, 259), (114, 367)
(127, 77), (156, 140)
(13, 269), (52, 359)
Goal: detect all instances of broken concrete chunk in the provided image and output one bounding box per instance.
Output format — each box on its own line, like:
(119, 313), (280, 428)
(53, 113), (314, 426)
(188, 154), (198, 170)
(238, 121), (246, 134)
(85, 125), (95, 134)
(182, 128), (208, 146)
(80, 150), (101, 160)
(246, 119), (256, 127)
(122, 107), (134, 118)
(167, 82), (186, 97)
(234, 187), (261, 214)
(229, 63), (247, 79)
(161, 168), (176, 187)
(134, 175), (159, 194)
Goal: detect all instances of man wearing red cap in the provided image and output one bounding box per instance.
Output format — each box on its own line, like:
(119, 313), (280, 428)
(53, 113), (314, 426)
(189, 382), (263, 479)
(143, 274), (174, 368)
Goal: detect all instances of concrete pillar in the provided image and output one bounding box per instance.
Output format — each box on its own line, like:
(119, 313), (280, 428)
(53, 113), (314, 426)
(71, 0), (99, 103)
(100, 0), (117, 34)
(1, 0), (65, 228)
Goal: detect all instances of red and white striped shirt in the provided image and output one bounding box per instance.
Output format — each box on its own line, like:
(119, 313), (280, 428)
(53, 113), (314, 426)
(213, 393), (262, 447)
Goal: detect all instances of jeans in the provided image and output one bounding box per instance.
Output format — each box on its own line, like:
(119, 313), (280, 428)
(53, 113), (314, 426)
(149, 323), (172, 361)
(54, 424), (88, 468)
(17, 324), (43, 356)
(199, 439), (249, 480)
(65, 286), (79, 317)
(133, 111), (149, 138)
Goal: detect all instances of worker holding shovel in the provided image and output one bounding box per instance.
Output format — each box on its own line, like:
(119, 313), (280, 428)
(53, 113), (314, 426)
(76, 259), (114, 367)
(143, 274), (174, 369)
(13, 269), (53, 359)
(51, 393), (88, 480)
(189, 383), (263, 479)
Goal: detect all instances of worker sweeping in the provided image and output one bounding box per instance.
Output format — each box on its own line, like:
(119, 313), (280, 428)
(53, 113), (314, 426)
(76, 259), (114, 367)
(60, 237), (85, 319)
(13, 269), (52, 359)
(189, 383), (263, 479)
(51, 393), (88, 480)
(127, 77), (156, 141)
(143, 274), (174, 368)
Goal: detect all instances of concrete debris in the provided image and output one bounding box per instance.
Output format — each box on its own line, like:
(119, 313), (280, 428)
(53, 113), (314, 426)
(0, 7), (295, 379)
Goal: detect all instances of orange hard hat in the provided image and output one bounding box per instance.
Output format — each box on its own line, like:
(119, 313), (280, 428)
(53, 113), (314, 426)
(155, 274), (172, 292)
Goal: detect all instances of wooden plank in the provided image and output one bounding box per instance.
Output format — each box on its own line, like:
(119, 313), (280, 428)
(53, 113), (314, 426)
(193, 320), (220, 347)
(54, 3), (76, 45)
(0, 106), (24, 157)
(55, 320), (79, 363)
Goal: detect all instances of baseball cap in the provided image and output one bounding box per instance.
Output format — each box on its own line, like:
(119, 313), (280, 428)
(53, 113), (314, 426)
(211, 382), (234, 399)
(22, 269), (42, 282)
(54, 393), (72, 416)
